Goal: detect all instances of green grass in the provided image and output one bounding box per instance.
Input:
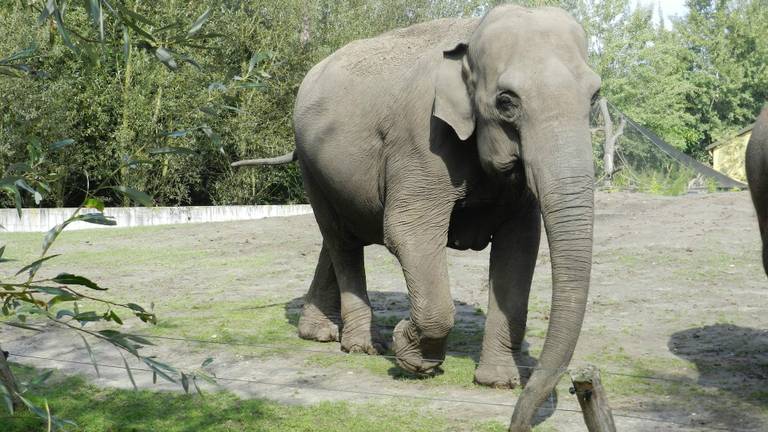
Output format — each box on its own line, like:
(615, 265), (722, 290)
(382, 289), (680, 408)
(138, 296), (325, 359)
(585, 346), (703, 401)
(304, 350), (483, 389)
(608, 166), (697, 196)
(583, 347), (768, 421)
(0, 225), (283, 296)
(6, 365), (510, 432)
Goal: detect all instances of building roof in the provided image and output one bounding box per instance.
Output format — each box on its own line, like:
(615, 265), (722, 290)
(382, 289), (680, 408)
(706, 124), (755, 151)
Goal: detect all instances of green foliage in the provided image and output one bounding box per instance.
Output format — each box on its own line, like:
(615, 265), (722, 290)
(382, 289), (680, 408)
(608, 165), (696, 195)
(2, 1), (766, 205)
(675, 0), (768, 159)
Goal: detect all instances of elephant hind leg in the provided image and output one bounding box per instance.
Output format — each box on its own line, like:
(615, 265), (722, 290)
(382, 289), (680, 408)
(326, 244), (387, 355)
(298, 243), (342, 342)
(298, 163), (385, 354)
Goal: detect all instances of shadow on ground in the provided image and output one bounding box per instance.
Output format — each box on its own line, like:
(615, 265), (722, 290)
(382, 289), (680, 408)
(663, 324), (768, 430)
(669, 324), (768, 396)
(284, 290), (555, 426)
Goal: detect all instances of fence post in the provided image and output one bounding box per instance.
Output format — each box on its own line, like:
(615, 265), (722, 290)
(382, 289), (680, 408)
(569, 365), (617, 432)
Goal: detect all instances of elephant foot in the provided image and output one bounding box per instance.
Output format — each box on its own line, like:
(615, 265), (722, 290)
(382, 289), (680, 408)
(340, 328), (387, 355)
(392, 319), (447, 376)
(298, 304), (340, 342)
(474, 353), (536, 389)
(474, 363), (524, 389)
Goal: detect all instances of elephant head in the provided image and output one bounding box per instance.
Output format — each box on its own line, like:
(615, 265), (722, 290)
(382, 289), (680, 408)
(434, 6), (599, 429)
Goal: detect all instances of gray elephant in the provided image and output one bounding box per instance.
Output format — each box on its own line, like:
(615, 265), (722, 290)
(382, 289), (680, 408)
(236, 6), (599, 431)
(746, 105), (768, 275)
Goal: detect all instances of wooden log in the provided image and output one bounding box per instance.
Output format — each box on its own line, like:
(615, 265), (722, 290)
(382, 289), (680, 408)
(0, 343), (23, 412)
(569, 365), (617, 432)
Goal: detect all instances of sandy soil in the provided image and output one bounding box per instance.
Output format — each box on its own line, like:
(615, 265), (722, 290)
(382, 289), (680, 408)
(2, 191), (767, 431)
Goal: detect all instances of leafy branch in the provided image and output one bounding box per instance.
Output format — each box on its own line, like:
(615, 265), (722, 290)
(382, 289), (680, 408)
(34, 0), (217, 70)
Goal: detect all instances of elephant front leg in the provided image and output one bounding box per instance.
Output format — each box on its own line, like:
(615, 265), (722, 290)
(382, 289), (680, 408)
(475, 204), (541, 389)
(392, 248), (455, 375)
(385, 220), (455, 376)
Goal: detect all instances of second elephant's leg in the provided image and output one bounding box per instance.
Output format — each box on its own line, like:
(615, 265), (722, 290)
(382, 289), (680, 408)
(475, 203), (541, 389)
(298, 243), (341, 342)
(327, 244), (386, 355)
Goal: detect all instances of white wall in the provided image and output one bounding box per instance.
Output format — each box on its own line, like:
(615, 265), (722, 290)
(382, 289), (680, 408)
(0, 205), (314, 232)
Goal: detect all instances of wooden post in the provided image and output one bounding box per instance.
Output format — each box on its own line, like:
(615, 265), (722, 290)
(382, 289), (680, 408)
(569, 365), (617, 432)
(0, 343), (23, 412)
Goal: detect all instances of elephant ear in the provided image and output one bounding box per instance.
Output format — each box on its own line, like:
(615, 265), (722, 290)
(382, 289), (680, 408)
(433, 43), (475, 141)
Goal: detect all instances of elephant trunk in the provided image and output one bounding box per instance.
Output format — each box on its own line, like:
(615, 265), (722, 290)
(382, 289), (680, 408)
(510, 125), (594, 430)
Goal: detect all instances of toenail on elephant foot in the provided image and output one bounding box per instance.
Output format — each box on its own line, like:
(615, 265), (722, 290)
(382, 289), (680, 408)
(474, 363), (523, 389)
(392, 319), (447, 376)
(298, 312), (340, 343)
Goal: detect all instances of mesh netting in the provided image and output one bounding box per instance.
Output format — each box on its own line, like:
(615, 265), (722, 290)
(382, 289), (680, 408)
(590, 101), (746, 195)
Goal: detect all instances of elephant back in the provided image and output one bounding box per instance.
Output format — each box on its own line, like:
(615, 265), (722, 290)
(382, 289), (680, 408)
(334, 17), (478, 79)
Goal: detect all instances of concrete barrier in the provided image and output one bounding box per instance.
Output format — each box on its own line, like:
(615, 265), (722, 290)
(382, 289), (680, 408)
(0, 205), (314, 232)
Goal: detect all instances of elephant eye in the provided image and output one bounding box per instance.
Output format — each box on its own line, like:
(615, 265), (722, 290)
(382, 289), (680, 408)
(496, 91), (521, 117)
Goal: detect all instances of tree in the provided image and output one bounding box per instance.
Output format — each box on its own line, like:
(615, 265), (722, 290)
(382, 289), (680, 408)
(583, 1), (698, 152)
(1, 3), (220, 426)
(677, 0), (768, 159)
(596, 97), (626, 182)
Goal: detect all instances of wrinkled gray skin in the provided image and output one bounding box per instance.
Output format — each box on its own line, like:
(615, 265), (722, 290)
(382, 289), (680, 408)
(243, 6), (599, 430)
(746, 106), (768, 276)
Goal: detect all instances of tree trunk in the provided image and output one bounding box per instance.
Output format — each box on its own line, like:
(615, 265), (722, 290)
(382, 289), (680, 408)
(0, 343), (23, 412)
(599, 98), (626, 183)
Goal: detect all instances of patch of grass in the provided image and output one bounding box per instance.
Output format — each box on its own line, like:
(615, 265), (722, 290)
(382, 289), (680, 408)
(749, 391), (768, 404)
(6, 364), (498, 432)
(304, 351), (482, 388)
(526, 324), (548, 340)
(146, 297), (308, 356)
(610, 166), (696, 196)
(614, 253), (641, 267)
(0, 225), (283, 302)
(585, 347), (696, 398)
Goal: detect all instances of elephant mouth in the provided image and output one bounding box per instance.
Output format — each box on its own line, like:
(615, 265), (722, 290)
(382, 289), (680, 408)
(493, 155), (525, 187)
(495, 155), (520, 176)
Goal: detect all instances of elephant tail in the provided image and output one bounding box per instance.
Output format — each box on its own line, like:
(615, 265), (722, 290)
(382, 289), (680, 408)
(231, 151), (297, 167)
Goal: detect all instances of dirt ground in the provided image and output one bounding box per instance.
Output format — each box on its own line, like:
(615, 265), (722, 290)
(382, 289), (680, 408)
(2, 191), (767, 431)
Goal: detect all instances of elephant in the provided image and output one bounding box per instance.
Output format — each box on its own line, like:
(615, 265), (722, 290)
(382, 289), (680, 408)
(746, 105), (768, 275)
(235, 6), (599, 430)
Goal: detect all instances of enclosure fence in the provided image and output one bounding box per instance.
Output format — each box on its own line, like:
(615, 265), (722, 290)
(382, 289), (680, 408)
(5, 329), (740, 432)
(591, 101), (746, 194)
